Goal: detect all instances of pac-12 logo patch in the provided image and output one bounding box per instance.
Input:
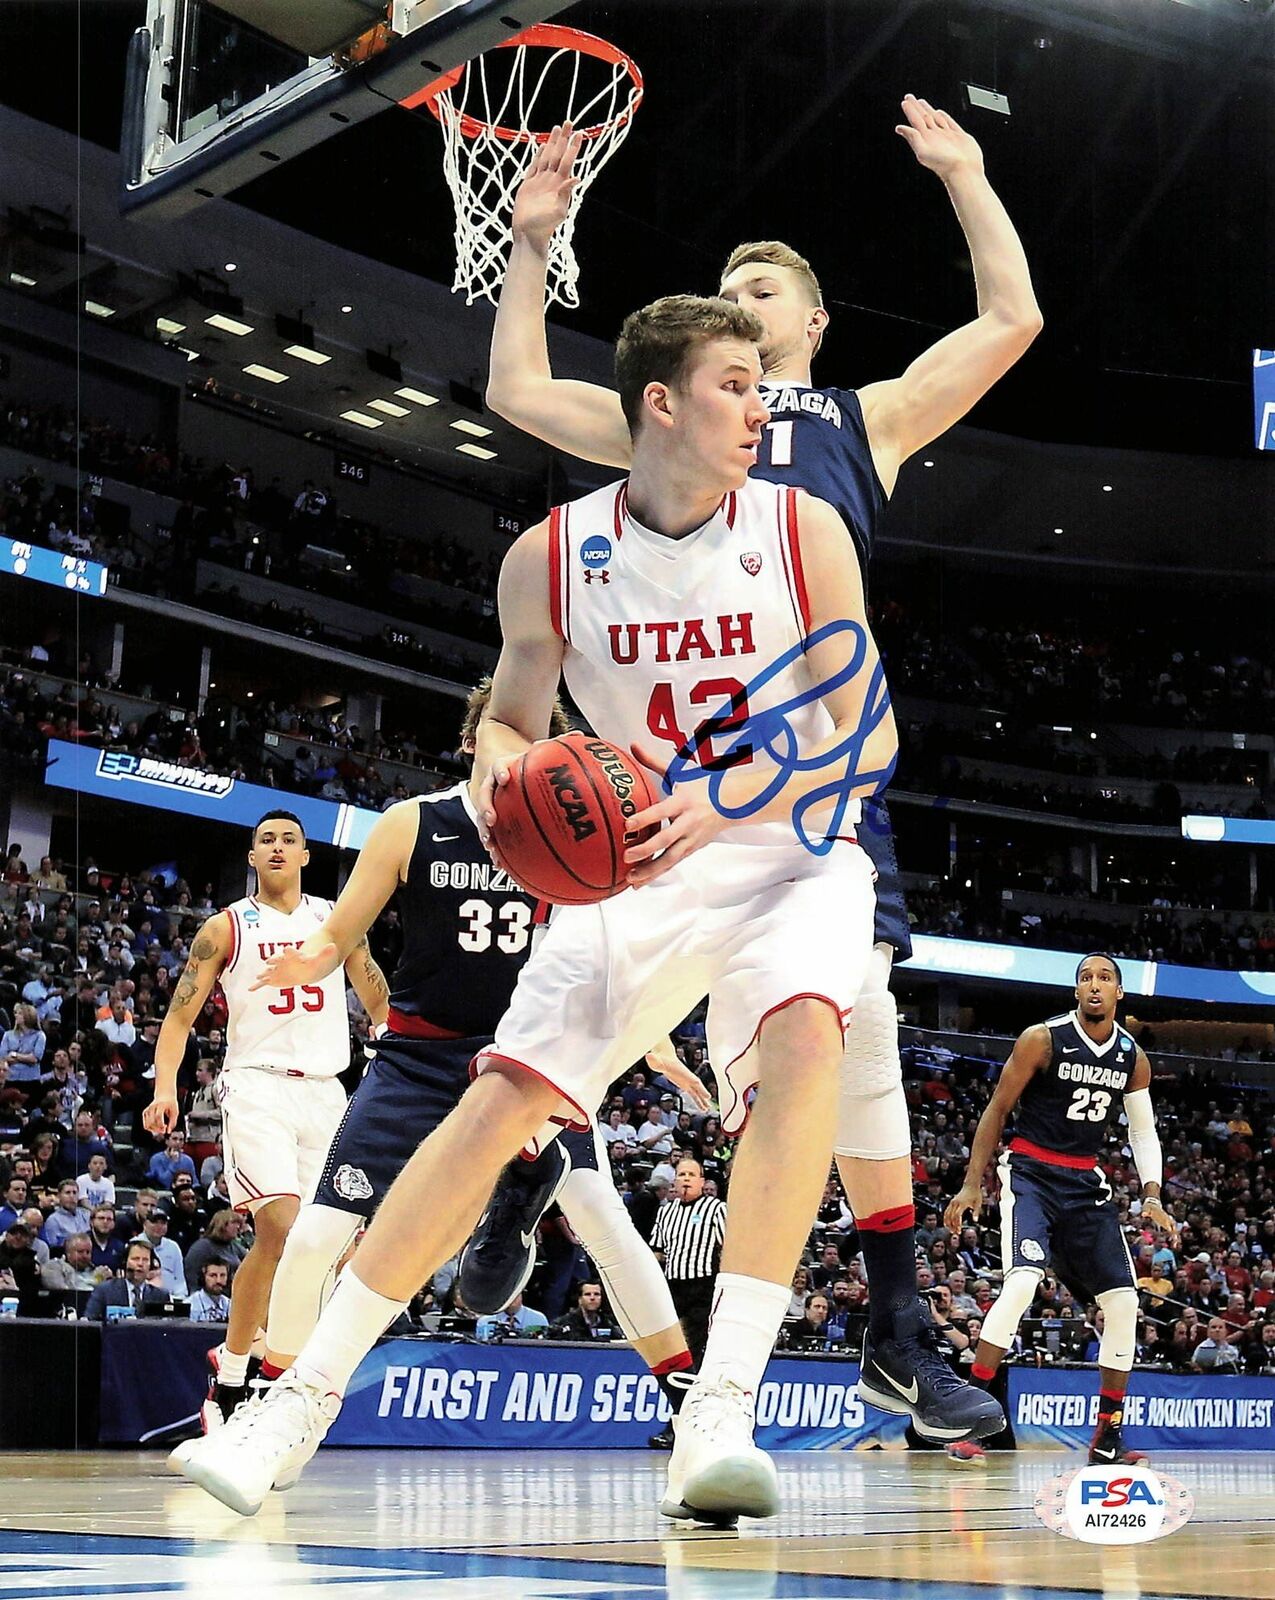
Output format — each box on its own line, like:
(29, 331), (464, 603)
(581, 537), (612, 569)
(740, 551), (762, 576)
(333, 1164), (373, 1202)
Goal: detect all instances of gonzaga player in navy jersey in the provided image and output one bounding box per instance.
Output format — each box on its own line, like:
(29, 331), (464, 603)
(483, 99), (1040, 1434)
(945, 955), (1177, 1466)
(172, 684), (706, 1507)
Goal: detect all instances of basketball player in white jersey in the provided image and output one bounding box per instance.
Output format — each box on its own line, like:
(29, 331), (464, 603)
(174, 294), (896, 1523)
(144, 811), (389, 1426)
(483, 104), (1037, 1439)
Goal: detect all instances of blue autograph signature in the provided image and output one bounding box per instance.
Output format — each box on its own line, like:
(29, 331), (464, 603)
(662, 619), (897, 855)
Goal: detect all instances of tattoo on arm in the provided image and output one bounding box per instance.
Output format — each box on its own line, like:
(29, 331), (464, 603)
(171, 928), (221, 1013)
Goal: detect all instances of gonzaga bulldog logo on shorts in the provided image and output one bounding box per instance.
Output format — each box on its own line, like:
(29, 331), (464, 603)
(334, 1164), (373, 1202)
(1020, 1238), (1045, 1261)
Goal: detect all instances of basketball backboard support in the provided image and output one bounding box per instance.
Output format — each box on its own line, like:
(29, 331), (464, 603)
(121, 0), (565, 219)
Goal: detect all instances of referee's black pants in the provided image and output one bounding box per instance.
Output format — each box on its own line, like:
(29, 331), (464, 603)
(668, 1275), (716, 1364)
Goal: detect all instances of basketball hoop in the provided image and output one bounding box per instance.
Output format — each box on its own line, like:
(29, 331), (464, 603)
(404, 25), (643, 308)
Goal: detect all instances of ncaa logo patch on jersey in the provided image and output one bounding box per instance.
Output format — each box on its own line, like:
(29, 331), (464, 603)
(581, 536), (612, 568)
(740, 551), (763, 576)
(333, 1164), (373, 1202)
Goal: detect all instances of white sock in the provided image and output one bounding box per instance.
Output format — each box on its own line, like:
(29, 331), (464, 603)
(292, 1267), (408, 1399)
(696, 1273), (791, 1396)
(217, 1347), (250, 1389)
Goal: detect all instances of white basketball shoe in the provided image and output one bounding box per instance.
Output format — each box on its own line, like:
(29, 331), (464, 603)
(170, 1369), (340, 1516)
(660, 1377), (778, 1523)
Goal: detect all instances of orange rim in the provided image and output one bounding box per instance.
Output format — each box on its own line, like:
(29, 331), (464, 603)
(400, 24), (643, 145)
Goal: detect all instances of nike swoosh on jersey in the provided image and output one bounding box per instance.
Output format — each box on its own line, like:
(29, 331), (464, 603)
(1091, 1446), (1117, 1461)
(1062, 1047), (1080, 1054)
(432, 833), (459, 842)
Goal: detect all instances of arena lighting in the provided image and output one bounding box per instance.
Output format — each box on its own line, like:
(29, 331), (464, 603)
(9, 272), (37, 287)
(243, 364), (288, 383)
(367, 399), (410, 417)
(1102, 484), (1114, 492)
(396, 387), (440, 407)
(341, 304), (353, 313)
(341, 409), (383, 429)
(84, 300), (116, 318)
(276, 314), (329, 364)
(156, 316), (186, 334)
(225, 262), (237, 272)
(456, 442), (498, 460)
(451, 419), (493, 438)
(962, 83), (1011, 116)
(205, 313), (255, 336)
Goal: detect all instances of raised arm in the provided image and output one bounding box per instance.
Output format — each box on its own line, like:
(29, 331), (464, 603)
(474, 520), (568, 837)
(943, 1023), (1052, 1232)
(250, 803), (420, 994)
(486, 125), (633, 469)
(143, 912), (232, 1136)
(859, 96), (1043, 494)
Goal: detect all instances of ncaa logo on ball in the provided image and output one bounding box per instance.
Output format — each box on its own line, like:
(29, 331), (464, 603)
(1033, 1464), (1194, 1544)
(581, 537), (612, 569)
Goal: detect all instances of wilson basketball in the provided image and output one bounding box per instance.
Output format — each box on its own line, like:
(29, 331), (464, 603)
(490, 732), (659, 904)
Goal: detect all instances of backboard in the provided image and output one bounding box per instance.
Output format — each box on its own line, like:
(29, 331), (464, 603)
(121, 0), (565, 218)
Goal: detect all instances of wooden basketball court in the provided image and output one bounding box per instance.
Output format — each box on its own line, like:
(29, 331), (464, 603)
(3, 1448), (1271, 1598)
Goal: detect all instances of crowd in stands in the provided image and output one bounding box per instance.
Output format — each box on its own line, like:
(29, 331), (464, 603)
(908, 885), (1275, 973)
(4, 829), (1275, 1382)
(1, 395), (503, 651)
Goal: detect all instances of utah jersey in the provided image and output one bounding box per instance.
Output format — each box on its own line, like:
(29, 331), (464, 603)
(387, 785), (536, 1036)
(755, 382), (887, 577)
(1010, 1012), (1138, 1160)
(549, 476), (860, 846)
(221, 894), (349, 1078)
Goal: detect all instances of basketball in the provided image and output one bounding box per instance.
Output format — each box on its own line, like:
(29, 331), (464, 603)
(489, 732), (659, 904)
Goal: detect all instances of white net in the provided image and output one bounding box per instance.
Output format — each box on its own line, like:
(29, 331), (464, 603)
(428, 30), (642, 308)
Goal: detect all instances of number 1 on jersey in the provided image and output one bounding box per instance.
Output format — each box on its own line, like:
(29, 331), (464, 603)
(767, 419), (794, 468)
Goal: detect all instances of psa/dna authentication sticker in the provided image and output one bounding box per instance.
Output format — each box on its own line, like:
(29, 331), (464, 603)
(1034, 1463), (1194, 1544)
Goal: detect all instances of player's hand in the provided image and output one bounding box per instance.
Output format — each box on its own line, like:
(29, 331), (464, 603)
(142, 1096), (180, 1137)
(944, 1185), (982, 1234)
(624, 744), (729, 887)
(648, 1048), (714, 1113)
(1141, 1198), (1177, 1244)
(476, 758), (514, 854)
(511, 122), (584, 252)
(895, 95), (984, 181)
(249, 938), (339, 992)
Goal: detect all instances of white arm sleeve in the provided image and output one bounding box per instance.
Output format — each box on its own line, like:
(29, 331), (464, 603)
(1124, 1088), (1163, 1192)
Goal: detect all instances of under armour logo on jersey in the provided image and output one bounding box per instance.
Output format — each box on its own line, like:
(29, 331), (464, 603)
(740, 551), (763, 576)
(583, 569), (610, 585)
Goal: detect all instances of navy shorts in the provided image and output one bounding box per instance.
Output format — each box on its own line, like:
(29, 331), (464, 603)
(999, 1152), (1135, 1299)
(558, 1122), (602, 1173)
(859, 797), (912, 959)
(312, 1034), (485, 1216)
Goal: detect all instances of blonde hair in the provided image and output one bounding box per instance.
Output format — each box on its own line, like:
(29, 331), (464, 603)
(459, 676), (571, 751)
(721, 240), (822, 308)
(614, 294), (765, 435)
(721, 241), (825, 355)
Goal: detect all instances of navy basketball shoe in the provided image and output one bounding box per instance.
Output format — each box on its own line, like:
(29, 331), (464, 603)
(858, 1302), (1005, 1442)
(458, 1140), (570, 1315)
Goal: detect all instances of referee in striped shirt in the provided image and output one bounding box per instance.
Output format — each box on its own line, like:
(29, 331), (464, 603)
(649, 1157), (726, 1363)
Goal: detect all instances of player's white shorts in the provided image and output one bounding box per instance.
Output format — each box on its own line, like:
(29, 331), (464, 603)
(217, 1066), (347, 1213)
(475, 835), (874, 1141)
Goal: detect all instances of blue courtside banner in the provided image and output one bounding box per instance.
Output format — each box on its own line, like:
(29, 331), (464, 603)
(98, 1323), (908, 1449)
(1010, 1367), (1275, 1451)
(330, 1338), (905, 1451)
